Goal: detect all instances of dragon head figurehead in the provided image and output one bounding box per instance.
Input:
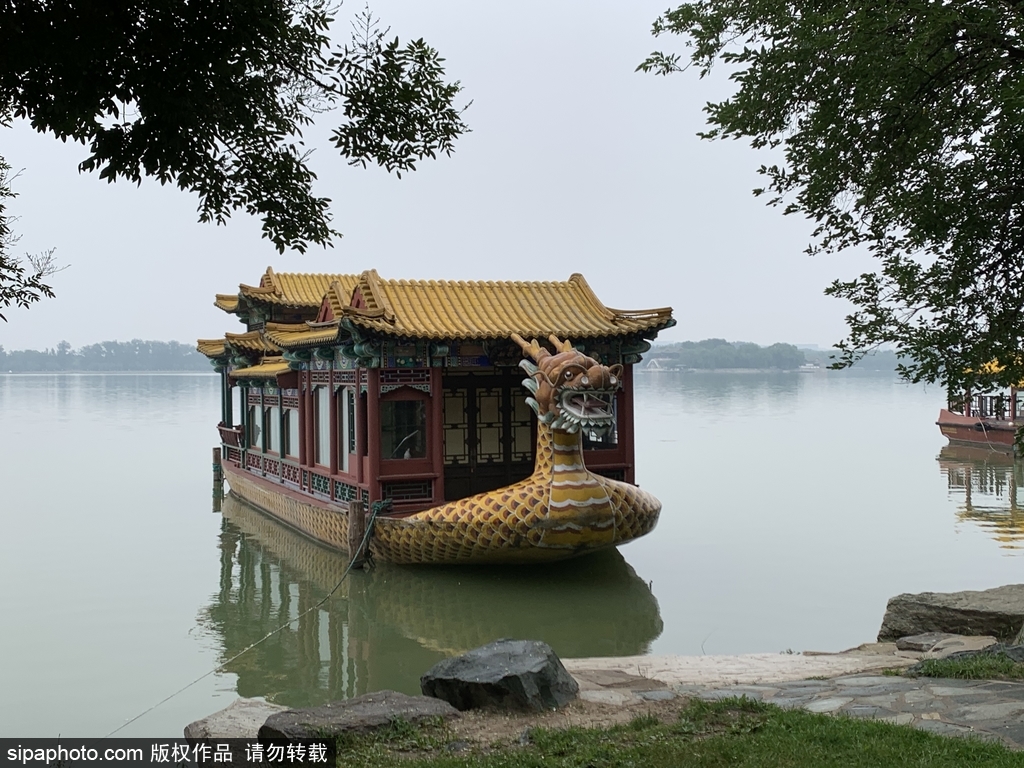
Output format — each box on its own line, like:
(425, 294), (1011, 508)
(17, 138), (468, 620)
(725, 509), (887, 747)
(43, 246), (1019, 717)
(511, 334), (623, 434)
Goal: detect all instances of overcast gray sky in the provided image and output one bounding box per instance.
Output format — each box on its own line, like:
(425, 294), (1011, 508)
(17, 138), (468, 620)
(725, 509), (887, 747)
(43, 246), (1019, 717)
(1, 0), (874, 351)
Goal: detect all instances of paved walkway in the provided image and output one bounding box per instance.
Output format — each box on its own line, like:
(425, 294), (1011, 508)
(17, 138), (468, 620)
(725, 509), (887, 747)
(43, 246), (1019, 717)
(564, 641), (1024, 750)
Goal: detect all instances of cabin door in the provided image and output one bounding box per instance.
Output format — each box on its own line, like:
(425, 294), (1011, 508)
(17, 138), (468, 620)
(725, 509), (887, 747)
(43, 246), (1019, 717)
(442, 372), (535, 500)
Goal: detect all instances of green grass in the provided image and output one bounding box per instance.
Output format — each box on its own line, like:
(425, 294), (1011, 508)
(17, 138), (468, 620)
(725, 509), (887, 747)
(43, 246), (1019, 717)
(910, 653), (1024, 681)
(332, 698), (1024, 767)
(333, 715), (453, 759)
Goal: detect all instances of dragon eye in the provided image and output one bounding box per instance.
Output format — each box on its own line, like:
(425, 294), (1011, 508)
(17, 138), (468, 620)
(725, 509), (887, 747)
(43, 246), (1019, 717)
(564, 371), (573, 379)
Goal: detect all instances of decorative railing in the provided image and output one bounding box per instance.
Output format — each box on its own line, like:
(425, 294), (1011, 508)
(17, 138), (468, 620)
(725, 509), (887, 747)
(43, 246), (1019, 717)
(380, 368), (431, 394)
(383, 479), (433, 502)
(381, 368), (431, 385)
(310, 471), (331, 496)
(333, 480), (360, 502)
(282, 461), (301, 485)
(954, 394), (1020, 420)
(335, 369), (357, 385)
(241, 453), (366, 503)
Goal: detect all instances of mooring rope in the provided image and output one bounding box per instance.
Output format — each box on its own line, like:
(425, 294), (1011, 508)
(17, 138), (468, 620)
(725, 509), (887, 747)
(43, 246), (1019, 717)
(105, 502), (384, 737)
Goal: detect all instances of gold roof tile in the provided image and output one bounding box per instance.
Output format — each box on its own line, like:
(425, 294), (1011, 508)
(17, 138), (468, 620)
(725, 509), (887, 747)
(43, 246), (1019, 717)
(230, 357), (292, 380)
(339, 272), (672, 340)
(224, 331), (281, 353)
(264, 321), (340, 348)
(196, 339), (227, 358)
(214, 294), (240, 313)
(208, 270), (674, 349)
(237, 267), (360, 308)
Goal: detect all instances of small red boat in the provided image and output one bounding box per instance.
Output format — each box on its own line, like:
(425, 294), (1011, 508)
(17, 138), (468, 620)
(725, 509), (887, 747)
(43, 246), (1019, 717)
(937, 389), (1019, 453)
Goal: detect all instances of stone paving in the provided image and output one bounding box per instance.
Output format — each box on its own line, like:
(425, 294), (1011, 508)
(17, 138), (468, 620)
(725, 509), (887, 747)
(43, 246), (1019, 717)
(564, 640), (1024, 750)
(683, 674), (1024, 748)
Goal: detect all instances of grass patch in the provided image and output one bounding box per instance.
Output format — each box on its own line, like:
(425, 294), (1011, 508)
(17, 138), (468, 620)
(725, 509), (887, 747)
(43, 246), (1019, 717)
(333, 716), (454, 765)
(332, 698), (1024, 767)
(911, 653), (1024, 681)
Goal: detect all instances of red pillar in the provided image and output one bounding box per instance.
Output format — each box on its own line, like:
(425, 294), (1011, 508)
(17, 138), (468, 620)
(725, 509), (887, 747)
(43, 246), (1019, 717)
(305, 372), (316, 468)
(329, 376), (339, 475)
(299, 374), (305, 468)
(354, 373), (364, 485)
(366, 369), (381, 503)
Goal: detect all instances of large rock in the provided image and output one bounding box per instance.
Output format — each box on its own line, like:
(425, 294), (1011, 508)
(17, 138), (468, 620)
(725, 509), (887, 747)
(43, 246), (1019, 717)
(878, 585), (1024, 642)
(185, 698), (288, 740)
(420, 639), (579, 712)
(908, 643), (1024, 675)
(895, 632), (959, 652)
(948, 644), (1024, 664)
(926, 634), (997, 658)
(258, 690), (459, 740)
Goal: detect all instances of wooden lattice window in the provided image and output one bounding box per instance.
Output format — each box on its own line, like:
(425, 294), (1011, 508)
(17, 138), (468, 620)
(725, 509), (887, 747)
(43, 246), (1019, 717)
(381, 400), (427, 459)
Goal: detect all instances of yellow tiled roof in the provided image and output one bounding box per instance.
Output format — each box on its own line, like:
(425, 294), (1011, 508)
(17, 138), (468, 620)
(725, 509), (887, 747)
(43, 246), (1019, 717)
(336, 270), (673, 340)
(237, 266), (360, 308)
(224, 331), (281, 353)
(214, 294), (240, 313)
(230, 357), (292, 380)
(209, 269), (674, 350)
(196, 339), (227, 358)
(264, 322), (340, 348)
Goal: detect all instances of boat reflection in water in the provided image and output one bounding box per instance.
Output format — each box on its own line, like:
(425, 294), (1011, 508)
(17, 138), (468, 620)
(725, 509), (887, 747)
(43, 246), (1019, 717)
(939, 445), (1024, 551)
(200, 493), (663, 708)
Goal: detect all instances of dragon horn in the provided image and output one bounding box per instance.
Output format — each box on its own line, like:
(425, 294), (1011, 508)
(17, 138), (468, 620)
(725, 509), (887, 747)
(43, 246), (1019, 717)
(511, 333), (550, 363)
(548, 335), (574, 353)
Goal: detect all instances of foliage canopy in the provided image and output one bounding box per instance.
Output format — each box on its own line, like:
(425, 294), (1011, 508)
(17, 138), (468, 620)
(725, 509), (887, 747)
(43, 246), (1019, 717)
(640, 1), (1024, 393)
(0, 1), (468, 317)
(0, 157), (56, 321)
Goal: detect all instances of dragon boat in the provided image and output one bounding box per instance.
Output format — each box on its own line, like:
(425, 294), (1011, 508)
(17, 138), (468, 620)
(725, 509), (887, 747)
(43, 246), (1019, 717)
(199, 268), (674, 565)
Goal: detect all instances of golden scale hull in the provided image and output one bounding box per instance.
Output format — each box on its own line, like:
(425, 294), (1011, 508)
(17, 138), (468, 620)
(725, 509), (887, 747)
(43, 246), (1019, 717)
(223, 426), (661, 566)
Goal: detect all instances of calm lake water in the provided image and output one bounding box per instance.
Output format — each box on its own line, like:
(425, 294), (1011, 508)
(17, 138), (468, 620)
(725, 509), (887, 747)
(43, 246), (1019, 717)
(2, 371), (1022, 737)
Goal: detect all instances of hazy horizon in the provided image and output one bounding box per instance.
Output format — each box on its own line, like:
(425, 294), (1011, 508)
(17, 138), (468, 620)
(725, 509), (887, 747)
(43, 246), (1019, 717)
(0, 336), (841, 353)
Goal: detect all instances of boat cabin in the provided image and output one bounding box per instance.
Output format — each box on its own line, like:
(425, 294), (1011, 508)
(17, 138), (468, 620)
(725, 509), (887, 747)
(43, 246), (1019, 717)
(199, 268), (675, 513)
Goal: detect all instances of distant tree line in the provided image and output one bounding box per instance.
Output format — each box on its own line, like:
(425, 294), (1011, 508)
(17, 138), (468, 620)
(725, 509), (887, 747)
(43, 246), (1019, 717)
(0, 340), (212, 372)
(650, 339), (806, 370)
(801, 347), (901, 372)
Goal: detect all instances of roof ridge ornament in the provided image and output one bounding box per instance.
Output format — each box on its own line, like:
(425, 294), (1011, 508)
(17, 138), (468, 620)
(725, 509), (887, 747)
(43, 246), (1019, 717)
(262, 266), (279, 293)
(359, 269), (397, 322)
